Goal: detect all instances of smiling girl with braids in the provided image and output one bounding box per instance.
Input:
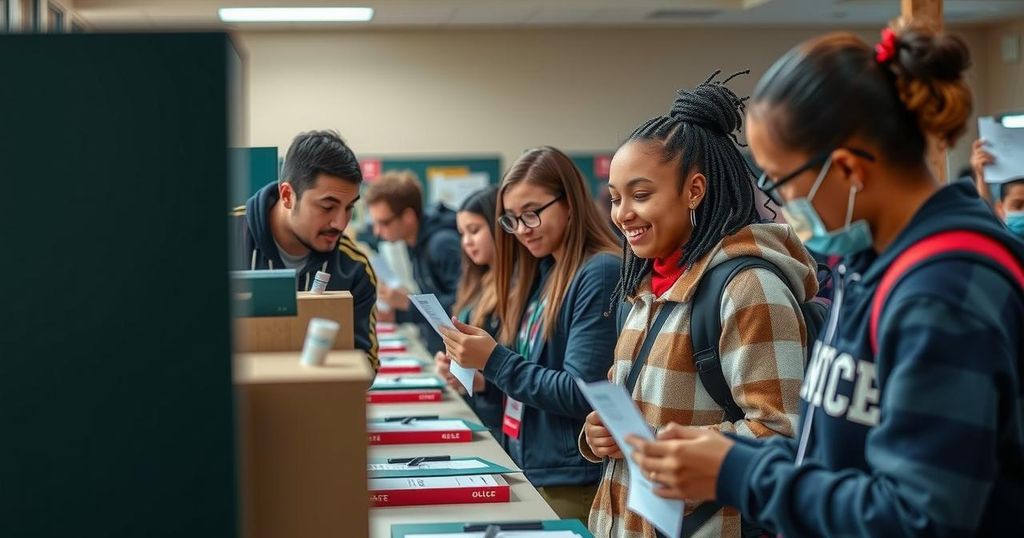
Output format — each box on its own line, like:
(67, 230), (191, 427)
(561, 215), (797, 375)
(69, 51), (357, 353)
(581, 72), (818, 537)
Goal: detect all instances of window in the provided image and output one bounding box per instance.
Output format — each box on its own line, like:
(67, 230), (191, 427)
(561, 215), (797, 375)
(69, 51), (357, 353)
(16, 0), (33, 32)
(47, 3), (62, 32)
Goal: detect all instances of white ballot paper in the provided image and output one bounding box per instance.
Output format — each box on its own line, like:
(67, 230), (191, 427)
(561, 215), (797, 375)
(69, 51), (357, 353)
(410, 293), (477, 396)
(979, 116), (1024, 183)
(576, 379), (683, 538)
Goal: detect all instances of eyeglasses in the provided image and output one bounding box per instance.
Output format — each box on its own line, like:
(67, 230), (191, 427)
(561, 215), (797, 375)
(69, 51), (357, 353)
(756, 148), (875, 206)
(374, 213), (398, 227)
(498, 194), (564, 234)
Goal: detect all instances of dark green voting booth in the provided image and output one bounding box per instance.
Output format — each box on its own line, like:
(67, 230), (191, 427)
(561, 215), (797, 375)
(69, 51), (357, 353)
(0, 34), (239, 537)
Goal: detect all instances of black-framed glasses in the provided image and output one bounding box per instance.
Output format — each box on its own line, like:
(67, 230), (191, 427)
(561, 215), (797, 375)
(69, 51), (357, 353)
(756, 148), (875, 206)
(498, 194), (564, 233)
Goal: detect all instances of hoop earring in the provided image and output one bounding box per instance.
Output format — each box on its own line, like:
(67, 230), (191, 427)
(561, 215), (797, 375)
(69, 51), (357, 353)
(689, 206), (697, 228)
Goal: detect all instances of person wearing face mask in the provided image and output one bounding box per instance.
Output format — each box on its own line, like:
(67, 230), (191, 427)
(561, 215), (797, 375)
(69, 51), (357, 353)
(970, 138), (1024, 238)
(625, 23), (1024, 537)
(1001, 179), (1024, 238)
(439, 147), (621, 521)
(434, 186), (505, 438)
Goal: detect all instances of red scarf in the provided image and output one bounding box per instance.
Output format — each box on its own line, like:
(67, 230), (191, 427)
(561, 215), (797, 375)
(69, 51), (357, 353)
(651, 248), (685, 297)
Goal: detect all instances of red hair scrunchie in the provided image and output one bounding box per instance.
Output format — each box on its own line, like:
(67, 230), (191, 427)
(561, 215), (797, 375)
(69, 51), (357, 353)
(875, 28), (898, 64)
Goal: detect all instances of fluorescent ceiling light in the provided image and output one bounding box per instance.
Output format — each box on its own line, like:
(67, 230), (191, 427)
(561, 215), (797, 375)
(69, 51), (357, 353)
(1001, 114), (1024, 129)
(218, 7), (374, 23)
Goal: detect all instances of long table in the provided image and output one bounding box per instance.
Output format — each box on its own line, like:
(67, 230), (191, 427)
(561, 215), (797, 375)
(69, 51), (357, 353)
(367, 326), (558, 537)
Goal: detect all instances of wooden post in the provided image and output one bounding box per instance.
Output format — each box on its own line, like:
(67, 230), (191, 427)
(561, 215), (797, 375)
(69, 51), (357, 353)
(901, 0), (943, 31)
(901, 0), (947, 182)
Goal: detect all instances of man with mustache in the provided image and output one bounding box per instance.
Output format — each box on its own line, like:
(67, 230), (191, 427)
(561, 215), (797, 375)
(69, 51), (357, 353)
(231, 130), (379, 373)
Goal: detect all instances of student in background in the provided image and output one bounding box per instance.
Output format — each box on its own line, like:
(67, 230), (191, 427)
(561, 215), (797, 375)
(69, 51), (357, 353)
(582, 74), (815, 537)
(365, 170), (461, 353)
(971, 138), (1024, 238)
(231, 130), (379, 372)
(628, 23), (1024, 536)
(439, 147), (621, 520)
(434, 185), (505, 438)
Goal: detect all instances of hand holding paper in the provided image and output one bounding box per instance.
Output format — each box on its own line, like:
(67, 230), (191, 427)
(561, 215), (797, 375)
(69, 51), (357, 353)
(626, 423), (734, 503)
(438, 317), (498, 371)
(576, 379), (683, 538)
(411, 294), (479, 395)
(978, 117), (1024, 184)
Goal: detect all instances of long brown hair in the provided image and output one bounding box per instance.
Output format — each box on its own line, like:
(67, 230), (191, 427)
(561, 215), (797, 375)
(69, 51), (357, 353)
(495, 146), (620, 344)
(452, 186), (499, 328)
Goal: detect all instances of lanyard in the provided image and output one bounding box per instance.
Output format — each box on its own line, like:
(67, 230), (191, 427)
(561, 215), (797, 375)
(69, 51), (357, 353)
(516, 297), (547, 361)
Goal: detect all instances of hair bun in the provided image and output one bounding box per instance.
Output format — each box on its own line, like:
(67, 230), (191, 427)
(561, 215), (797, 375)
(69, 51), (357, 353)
(668, 70), (749, 140)
(889, 23), (973, 148)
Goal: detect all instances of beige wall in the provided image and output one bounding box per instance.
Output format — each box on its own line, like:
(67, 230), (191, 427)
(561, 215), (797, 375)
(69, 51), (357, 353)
(986, 20), (1024, 116)
(237, 24), (1003, 177)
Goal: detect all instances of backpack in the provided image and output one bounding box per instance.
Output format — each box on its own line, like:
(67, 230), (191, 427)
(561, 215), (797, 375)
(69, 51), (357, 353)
(615, 256), (829, 422)
(870, 229), (1024, 354)
(614, 256), (829, 538)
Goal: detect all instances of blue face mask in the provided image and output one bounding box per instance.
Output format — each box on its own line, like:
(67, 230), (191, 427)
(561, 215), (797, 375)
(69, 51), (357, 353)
(780, 156), (874, 256)
(1006, 211), (1024, 238)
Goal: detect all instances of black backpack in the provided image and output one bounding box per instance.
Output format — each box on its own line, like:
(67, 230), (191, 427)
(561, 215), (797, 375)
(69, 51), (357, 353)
(616, 256), (829, 417)
(614, 256), (830, 538)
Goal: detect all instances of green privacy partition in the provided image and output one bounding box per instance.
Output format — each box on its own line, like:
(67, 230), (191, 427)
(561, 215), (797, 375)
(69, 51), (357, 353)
(230, 146), (279, 206)
(0, 33), (239, 537)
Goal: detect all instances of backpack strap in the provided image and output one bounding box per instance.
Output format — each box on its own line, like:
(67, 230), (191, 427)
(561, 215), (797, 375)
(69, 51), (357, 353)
(690, 256), (790, 423)
(615, 300), (631, 336)
(870, 230), (1024, 356)
(624, 302), (678, 395)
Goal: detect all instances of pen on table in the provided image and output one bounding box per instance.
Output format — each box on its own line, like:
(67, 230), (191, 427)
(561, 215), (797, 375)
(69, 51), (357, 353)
(383, 415), (439, 423)
(463, 521), (543, 532)
(386, 455), (450, 464)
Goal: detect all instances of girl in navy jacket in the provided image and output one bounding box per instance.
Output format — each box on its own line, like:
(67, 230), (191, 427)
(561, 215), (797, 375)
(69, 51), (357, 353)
(441, 147), (621, 520)
(627, 23), (1024, 537)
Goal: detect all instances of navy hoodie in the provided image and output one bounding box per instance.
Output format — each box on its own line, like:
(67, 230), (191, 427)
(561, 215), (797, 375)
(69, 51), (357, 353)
(718, 181), (1024, 537)
(395, 203), (462, 354)
(231, 182), (379, 372)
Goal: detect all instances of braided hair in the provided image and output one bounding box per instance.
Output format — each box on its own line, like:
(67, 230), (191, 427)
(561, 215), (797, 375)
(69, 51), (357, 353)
(608, 70), (761, 310)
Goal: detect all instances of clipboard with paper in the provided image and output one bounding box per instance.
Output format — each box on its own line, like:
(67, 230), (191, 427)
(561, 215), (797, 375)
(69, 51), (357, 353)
(390, 519), (593, 538)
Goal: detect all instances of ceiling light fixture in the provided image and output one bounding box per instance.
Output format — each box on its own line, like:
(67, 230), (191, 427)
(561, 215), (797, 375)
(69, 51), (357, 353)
(1002, 113), (1024, 128)
(218, 7), (374, 23)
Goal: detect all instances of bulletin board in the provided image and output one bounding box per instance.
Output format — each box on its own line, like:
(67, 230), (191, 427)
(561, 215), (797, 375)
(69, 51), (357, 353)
(229, 146), (279, 207)
(569, 152), (615, 196)
(359, 155), (502, 211)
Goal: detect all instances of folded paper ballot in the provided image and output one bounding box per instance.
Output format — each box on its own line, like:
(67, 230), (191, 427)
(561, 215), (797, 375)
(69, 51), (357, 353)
(366, 389), (443, 404)
(369, 474), (510, 507)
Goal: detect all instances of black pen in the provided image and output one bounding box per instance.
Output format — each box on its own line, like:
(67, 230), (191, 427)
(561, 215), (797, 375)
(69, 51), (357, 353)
(383, 415), (439, 423)
(463, 521), (543, 532)
(386, 455), (450, 464)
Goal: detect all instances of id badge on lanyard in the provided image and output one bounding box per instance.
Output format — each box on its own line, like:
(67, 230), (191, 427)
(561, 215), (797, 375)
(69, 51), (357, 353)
(502, 298), (545, 440)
